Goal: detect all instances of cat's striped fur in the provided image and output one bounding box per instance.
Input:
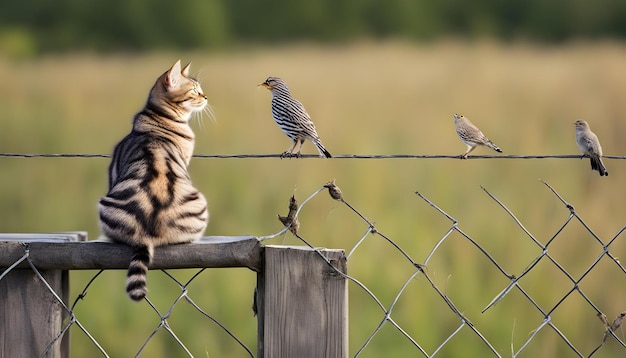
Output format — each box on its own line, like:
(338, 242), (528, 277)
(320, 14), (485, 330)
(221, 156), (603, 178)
(98, 60), (209, 301)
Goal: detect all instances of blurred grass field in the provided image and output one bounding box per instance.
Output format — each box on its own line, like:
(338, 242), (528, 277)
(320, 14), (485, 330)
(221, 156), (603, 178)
(0, 41), (624, 357)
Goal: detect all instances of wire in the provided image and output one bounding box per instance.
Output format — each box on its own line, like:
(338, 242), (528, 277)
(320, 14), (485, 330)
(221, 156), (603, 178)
(0, 153), (624, 159)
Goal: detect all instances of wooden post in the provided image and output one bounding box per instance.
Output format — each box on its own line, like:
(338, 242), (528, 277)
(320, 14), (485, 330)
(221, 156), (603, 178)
(0, 269), (69, 358)
(0, 233), (87, 358)
(257, 245), (348, 358)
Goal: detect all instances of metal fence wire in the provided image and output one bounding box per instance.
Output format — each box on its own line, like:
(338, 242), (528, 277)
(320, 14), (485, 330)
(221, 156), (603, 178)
(1, 176), (625, 357)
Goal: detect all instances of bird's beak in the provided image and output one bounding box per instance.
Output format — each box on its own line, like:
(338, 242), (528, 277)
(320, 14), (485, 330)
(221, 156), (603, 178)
(259, 82), (272, 89)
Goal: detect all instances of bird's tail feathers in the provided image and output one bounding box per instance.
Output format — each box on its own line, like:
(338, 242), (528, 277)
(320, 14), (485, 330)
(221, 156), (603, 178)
(590, 157), (608, 176)
(487, 141), (502, 153)
(314, 140), (332, 158)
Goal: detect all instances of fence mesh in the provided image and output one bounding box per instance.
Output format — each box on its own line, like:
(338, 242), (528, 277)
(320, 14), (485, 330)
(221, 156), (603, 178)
(1, 176), (624, 357)
(262, 177), (625, 357)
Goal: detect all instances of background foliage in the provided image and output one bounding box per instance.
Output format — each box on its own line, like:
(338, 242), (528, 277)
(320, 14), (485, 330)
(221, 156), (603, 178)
(3, 0), (626, 57)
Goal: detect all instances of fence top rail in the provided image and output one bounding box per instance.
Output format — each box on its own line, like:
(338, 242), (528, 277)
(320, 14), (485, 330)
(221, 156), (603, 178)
(0, 232), (88, 242)
(0, 234), (262, 271)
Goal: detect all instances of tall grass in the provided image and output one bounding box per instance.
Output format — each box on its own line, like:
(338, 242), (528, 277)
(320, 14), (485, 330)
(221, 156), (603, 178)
(0, 41), (624, 356)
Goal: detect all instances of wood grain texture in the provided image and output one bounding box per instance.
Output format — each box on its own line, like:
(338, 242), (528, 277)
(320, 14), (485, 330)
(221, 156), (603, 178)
(0, 269), (68, 358)
(0, 235), (262, 271)
(258, 245), (348, 358)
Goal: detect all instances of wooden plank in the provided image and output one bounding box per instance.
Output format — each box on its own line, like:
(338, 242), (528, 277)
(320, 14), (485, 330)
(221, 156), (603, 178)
(0, 269), (68, 358)
(258, 245), (348, 358)
(0, 232), (87, 242)
(0, 236), (262, 271)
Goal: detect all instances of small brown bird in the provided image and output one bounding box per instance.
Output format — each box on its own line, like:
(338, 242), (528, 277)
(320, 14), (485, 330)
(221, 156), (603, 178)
(609, 312), (625, 331)
(324, 179), (344, 202)
(454, 113), (502, 159)
(277, 194), (300, 235)
(603, 311), (625, 343)
(574, 119), (608, 176)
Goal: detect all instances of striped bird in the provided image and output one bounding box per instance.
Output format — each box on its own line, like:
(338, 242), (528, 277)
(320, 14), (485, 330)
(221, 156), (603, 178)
(454, 113), (502, 159)
(260, 77), (331, 158)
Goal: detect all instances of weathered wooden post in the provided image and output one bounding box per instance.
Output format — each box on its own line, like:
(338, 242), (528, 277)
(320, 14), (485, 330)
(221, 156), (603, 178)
(0, 233), (87, 358)
(257, 245), (348, 358)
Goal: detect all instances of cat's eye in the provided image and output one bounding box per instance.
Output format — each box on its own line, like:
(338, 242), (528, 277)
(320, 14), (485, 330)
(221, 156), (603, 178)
(192, 88), (199, 95)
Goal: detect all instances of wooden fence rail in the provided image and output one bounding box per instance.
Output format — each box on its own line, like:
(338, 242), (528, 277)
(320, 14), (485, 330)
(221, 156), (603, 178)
(0, 233), (348, 358)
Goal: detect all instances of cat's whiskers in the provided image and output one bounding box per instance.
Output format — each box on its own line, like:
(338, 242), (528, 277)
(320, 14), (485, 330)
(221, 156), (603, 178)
(203, 103), (216, 124)
(193, 110), (206, 130)
(195, 76), (215, 127)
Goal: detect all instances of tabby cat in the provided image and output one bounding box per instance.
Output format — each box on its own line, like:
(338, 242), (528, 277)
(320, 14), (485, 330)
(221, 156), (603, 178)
(98, 60), (209, 301)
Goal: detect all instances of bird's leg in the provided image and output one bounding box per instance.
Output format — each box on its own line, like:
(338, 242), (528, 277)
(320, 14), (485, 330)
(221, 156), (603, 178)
(293, 139), (304, 158)
(460, 145), (475, 159)
(296, 139), (304, 158)
(281, 140), (298, 159)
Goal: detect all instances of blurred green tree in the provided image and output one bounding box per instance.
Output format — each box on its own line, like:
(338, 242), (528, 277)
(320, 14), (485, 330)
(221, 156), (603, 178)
(2, 0), (626, 55)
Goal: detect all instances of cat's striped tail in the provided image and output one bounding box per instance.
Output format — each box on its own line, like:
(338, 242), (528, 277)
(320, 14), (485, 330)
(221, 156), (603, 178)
(126, 244), (153, 301)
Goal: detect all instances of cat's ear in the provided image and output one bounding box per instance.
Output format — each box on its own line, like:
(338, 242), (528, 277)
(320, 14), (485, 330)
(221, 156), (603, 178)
(181, 62), (191, 77)
(166, 60), (183, 89)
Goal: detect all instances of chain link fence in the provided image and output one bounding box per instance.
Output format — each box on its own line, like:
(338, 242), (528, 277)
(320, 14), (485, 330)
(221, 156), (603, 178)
(1, 176), (624, 357)
(266, 178), (625, 357)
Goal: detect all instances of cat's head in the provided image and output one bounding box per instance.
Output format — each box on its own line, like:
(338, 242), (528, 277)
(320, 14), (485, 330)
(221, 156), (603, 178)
(150, 60), (208, 121)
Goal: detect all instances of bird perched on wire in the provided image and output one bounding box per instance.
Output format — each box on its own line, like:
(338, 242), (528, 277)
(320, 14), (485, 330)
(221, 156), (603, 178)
(453, 113), (502, 159)
(574, 119), (608, 176)
(324, 179), (344, 202)
(603, 311), (625, 343)
(259, 77), (331, 158)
